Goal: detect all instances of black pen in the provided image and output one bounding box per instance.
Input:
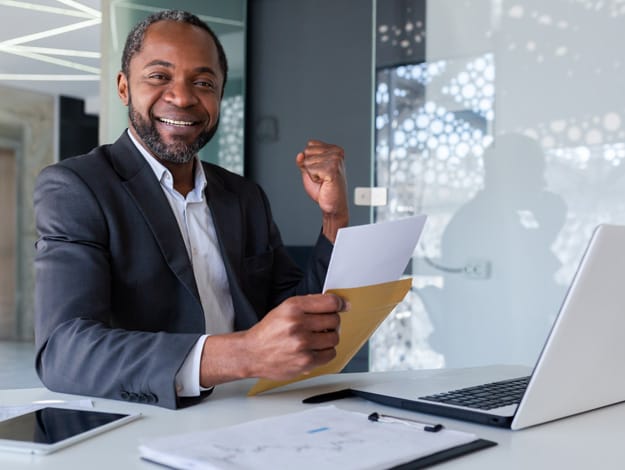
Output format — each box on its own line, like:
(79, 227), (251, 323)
(368, 412), (444, 432)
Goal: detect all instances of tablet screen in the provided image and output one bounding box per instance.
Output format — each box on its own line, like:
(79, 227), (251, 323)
(0, 407), (134, 447)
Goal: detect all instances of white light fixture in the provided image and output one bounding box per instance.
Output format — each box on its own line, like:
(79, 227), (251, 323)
(0, 1), (101, 83)
(0, 0), (98, 18)
(0, 74), (99, 80)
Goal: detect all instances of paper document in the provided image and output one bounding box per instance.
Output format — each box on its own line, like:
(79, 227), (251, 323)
(248, 216), (426, 395)
(323, 214), (427, 290)
(139, 405), (484, 470)
(248, 278), (412, 395)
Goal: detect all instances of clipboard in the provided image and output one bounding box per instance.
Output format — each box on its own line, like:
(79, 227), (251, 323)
(138, 406), (496, 469)
(247, 278), (412, 395)
(391, 438), (497, 469)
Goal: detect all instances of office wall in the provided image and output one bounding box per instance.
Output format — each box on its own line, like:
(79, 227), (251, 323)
(246, 0), (374, 372)
(246, 0), (374, 245)
(0, 86), (55, 340)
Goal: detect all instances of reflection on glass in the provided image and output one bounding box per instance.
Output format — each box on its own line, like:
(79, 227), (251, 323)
(216, 94), (244, 174)
(371, 0), (625, 372)
(421, 134), (568, 367)
(372, 49), (496, 370)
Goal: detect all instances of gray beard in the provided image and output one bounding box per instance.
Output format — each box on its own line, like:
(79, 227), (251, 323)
(128, 100), (218, 164)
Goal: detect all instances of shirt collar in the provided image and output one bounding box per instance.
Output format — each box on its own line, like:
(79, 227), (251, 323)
(127, 129), (207, 200)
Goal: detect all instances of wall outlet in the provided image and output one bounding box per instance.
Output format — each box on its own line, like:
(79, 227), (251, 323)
(463, 259), (491, 280)
(354, 187), (387, 206)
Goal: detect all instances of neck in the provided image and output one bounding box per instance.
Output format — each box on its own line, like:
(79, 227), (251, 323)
(129, 127), (197, 197)
(160, 157), (195, 197)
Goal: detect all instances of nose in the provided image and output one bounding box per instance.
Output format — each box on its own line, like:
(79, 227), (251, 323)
(163, 79), (198, 108)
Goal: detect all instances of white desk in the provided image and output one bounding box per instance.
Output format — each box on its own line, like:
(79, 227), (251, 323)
(1, 366), (624, 469)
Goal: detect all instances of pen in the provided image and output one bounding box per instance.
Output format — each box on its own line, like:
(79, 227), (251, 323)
(368, 412), (444, 432)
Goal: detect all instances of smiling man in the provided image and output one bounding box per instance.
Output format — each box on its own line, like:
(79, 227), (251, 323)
(33, 10), (349, 409)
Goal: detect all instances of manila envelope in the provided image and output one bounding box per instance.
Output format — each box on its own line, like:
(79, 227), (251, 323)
(247, 277), (412, 396)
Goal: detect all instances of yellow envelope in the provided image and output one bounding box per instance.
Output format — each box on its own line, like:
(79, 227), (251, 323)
(247, 277), (412, 396)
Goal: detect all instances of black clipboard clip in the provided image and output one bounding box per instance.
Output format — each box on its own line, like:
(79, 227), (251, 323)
(368, 411), (444, 432)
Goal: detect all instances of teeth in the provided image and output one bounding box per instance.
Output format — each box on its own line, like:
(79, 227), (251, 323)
(159, 117), (195, 126)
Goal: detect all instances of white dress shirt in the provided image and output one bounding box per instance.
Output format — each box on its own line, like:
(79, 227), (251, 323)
(128, 131), (235, 396)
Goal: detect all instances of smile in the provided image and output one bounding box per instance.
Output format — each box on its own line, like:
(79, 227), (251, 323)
(157, 117), (198, 127)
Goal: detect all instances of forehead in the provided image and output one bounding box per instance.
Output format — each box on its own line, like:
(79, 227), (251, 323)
(132, 20), (220, 71)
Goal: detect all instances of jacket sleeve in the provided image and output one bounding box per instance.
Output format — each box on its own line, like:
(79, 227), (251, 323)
(33, 164), (201, 409)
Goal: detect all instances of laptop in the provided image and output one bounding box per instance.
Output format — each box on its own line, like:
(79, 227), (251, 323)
(307, 224), (625, 430)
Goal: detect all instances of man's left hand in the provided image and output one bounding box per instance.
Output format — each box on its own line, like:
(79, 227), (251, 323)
(296, 140), (349, 243)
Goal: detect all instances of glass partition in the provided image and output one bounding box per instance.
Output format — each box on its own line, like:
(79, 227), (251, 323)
(370, 0), (625, 371)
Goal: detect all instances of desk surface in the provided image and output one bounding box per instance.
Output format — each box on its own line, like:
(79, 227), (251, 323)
(1, 365), (624, 469)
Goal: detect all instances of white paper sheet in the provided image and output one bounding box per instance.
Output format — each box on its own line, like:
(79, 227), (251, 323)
(323, 215), (427, 291)
(139, 405), (478, 470)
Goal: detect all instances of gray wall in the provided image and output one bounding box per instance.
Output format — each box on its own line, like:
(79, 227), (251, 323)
(246, 0), (374, 246)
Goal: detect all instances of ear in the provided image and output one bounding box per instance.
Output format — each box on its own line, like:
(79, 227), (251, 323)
(117, 72), (129, 106)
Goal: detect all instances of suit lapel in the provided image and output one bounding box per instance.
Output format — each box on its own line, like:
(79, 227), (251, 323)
(203, 168), (243, 278)
(203, 163), (258, 330)
(109, 133), (201, 305)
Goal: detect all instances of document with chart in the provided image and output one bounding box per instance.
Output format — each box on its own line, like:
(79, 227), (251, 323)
(139, 405), (495, 470)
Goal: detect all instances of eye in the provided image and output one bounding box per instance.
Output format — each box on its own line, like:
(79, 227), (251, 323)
(195, 80), (216, 90)
(147, 73), (169, 82)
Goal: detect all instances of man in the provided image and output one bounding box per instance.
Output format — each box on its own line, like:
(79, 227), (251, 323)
(33, 10), (349, 409)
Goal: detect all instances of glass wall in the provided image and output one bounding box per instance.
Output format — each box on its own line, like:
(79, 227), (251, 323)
(100, 0), (246, 174)
(370, 0), (625, 370)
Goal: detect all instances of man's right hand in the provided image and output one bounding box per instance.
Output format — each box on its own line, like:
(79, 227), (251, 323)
(198, 293), (346, 387)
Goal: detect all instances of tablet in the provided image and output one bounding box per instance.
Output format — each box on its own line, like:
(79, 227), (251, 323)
(0, 407), (141, 455)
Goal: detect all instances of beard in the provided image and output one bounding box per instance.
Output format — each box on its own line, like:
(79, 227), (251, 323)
(128, 98), (219, 164)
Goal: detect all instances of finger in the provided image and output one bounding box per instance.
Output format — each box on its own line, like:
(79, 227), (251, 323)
(296, 152), (324, 182)
(299, 151), (345, 178)
(302, 139), (344, 155)
(308, 347), (337, 367)
(327, 293), (349, 312)
(303, 145), (344, 160)
(310, 330), (340, 350)
(297, 293), (347, 314)
(306, 312), (340, 333)
(300, 154), (343, 171)
(304, 139), (332, 151)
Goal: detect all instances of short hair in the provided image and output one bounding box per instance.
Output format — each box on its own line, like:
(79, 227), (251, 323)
(121, 10), (228, 93)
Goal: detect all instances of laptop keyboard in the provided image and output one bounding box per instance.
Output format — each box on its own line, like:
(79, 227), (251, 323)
(419, 376), (531, 410)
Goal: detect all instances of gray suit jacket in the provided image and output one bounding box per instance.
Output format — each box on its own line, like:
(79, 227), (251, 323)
(33, 132), (332, 409)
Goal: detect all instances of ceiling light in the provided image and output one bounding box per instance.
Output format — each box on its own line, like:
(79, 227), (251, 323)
(1, 45), (99, 58)
(55, 0), (100, 18)
(0, 0), (99, 18)
(0, 46), (99, 73)
(1, 18), (101, 47)
(0, 74), (99, 80)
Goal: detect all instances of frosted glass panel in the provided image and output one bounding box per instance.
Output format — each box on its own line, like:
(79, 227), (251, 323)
(371, 0), (625, 371)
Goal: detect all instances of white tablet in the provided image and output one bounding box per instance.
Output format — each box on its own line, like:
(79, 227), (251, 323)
(0, 407), (141, 455)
